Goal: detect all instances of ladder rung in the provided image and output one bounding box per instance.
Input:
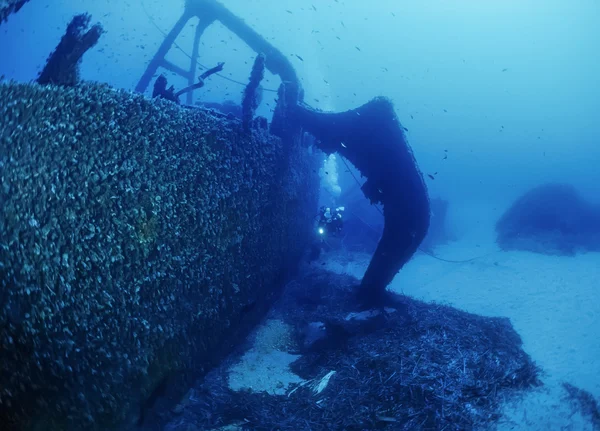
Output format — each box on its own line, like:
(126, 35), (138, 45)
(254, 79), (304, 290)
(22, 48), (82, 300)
(161, 60), (192, 80)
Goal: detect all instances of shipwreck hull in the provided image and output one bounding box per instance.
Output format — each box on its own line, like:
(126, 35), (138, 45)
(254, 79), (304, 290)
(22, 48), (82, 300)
(0, 0), (30, 24)
(0, 82), (319, 430)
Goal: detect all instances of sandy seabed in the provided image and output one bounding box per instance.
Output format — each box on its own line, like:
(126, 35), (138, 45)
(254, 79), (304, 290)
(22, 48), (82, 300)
(217, 197), (599, 431)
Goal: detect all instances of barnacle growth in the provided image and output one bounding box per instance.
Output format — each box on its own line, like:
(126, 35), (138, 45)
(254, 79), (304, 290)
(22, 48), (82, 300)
(0, 80), (320, 430)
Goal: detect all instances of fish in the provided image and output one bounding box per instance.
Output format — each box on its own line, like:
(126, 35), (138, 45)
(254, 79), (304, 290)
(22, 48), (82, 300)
(377, 416), (398, 423)
(428, 174), (435, 180)
(295, 54), (304, 61)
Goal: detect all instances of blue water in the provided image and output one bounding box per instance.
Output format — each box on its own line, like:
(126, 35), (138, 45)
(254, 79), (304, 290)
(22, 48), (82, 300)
(1, 0), (599, 429)
(2, 0), (599, 209)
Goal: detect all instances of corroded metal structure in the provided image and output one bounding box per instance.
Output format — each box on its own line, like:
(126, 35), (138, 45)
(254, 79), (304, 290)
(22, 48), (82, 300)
(138, 0), (431, 307)
(0, 5), (320, 428)
(0, 0), (432, 427)
(0, 0), (30, 24)
(136, 0), (300, 105)
(0, 80), (319, 430)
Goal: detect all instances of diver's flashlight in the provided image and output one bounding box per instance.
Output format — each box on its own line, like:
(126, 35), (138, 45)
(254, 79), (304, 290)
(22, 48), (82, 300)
(318, 227), (325, 235)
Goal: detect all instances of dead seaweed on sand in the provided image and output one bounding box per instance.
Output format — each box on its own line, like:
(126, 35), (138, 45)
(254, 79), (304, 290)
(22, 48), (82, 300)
(163, 269), (541, 431)
(562, 383), (600, 429)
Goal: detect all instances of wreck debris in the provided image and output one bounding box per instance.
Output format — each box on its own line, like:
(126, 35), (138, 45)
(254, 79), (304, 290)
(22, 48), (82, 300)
(291, 97), (431, 306)
(142, 0), (430, 307)
(152, 74), (179, 102)
(0, 0), (30, 25)
(242, 54), (265, 131)
(37, 13), (104, 87)
(0, 79), (320, 430)
(136, 0), (300, 105)
(271, 81), (303, 141)
(175, 61), (224, 99)
(152, 62), (224, 104)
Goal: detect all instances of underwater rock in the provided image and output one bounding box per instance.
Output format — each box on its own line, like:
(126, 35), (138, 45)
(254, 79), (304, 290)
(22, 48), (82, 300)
(0, 80), (319, 430)
(0, 0), (30, 24)
(496, 183), (600, 255)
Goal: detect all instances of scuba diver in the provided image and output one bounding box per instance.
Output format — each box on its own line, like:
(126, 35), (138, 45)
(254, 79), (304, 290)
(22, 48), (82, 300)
(308, 206), (345, 262)
(291, 95), (430, 309)
(317, 206), (345, 237)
